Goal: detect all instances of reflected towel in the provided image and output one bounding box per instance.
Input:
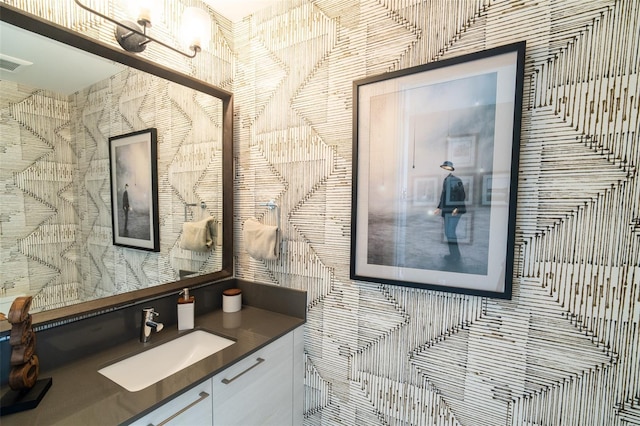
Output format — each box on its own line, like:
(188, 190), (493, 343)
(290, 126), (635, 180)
(243, 217), (279, 261)
(180, 217), (216, 252)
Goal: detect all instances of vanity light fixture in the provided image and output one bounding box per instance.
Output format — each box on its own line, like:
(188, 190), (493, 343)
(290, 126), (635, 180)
(73, 0), (211, 58)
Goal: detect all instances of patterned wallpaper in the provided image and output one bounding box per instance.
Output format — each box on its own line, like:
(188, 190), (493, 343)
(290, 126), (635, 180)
(231, 0), (639, 425)
(1, 0), (638, 424)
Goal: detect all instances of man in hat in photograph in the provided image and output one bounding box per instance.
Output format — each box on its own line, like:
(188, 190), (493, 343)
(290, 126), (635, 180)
(433, 160), (466, 263)
(122, 183), (130, 234)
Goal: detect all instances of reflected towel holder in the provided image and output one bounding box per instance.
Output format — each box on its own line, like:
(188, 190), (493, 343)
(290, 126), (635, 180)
(258, 199), (280, 228)
(184, 201), (207, 221)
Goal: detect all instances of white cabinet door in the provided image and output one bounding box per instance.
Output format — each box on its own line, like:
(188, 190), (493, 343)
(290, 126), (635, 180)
(212, 331), (294, 426)
(292, 326), (304, 425)
(129, 379), (213, 426)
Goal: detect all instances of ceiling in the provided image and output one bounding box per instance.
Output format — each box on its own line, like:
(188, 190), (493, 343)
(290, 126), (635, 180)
(203, 0), (283, 22)
(0, 21), (124, 96)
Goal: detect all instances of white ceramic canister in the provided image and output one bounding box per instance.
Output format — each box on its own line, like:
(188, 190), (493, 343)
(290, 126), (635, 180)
(222, 288), (242, 313)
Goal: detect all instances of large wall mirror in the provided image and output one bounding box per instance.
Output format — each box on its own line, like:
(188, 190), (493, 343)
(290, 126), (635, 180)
(0, 4), (233, 328)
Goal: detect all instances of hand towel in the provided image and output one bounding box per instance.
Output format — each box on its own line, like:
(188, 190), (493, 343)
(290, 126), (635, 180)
(180, 217), (216, 252)
(243, 217), (279, 261)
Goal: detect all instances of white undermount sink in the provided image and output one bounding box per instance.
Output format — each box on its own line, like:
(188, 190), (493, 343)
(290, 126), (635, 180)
(98, 330), (235, 392)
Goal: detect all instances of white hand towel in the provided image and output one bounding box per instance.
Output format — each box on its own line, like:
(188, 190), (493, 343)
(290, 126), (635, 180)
(180, 217), (216, 252)
(243, 217), (279, 261)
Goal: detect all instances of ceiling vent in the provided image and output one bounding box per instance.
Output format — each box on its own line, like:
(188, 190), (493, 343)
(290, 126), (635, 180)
(0, 54), (33, 73)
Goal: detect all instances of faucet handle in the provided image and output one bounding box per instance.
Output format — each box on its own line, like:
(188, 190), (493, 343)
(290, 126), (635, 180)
(143, 307), (160, 320)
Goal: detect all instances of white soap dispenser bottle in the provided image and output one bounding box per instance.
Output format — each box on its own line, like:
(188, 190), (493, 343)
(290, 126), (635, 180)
(177, 288), (195, 331)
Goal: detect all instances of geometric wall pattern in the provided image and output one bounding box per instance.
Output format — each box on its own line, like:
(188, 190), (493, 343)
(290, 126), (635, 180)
(230, 0), (639, 425)
(3, 0), (638, 425)
(1, 49), (224, 313)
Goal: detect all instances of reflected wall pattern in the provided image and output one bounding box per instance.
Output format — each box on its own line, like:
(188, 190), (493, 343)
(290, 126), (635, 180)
(1, 64), (223, 312)
(232, 0), (639, 425)
(1, 0), (233, 314)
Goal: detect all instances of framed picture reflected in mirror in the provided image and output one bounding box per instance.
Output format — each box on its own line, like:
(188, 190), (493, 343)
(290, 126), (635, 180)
(109, 128), (160, 252)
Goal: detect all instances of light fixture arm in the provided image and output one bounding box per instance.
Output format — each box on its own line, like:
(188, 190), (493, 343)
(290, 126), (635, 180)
(73, 0), (198, 58)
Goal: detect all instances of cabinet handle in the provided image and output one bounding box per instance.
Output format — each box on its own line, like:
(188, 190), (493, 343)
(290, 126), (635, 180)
(221, 357), (265, 384)
(149, 391), (210, 426)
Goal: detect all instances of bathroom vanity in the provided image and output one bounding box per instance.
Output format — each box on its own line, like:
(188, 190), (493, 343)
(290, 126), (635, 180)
(0, 280), (306, 425)
(132, 328), (302, 426)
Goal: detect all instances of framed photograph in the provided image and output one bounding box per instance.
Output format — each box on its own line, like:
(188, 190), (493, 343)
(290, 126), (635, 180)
(447, 135), (476, 168)
(482, 173), (510, 206)
(350, 42), (525, 299)
(109, 128), (160, 251)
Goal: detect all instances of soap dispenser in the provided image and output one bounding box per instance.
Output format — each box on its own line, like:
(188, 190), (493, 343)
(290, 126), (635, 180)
(177, 288), (195, 331)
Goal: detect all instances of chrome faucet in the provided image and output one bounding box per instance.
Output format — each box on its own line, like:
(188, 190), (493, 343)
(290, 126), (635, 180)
(140, 308), (164, 343)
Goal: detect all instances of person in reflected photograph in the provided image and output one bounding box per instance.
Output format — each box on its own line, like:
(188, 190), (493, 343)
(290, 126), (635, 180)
(433, 161), (466, 263)
(122, 183), (130, 234)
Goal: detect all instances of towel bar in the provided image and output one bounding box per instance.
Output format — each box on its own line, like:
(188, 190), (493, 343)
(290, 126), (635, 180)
(184, 201), (207, 221)
(258, 200), (280, 228)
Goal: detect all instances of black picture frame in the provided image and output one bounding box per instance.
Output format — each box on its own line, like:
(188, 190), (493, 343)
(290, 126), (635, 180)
(109, 128), (160, 252)
(351, 42), (525, 299)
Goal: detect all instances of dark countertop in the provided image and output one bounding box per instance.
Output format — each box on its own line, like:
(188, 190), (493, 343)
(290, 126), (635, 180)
(1, 306), (304, 425)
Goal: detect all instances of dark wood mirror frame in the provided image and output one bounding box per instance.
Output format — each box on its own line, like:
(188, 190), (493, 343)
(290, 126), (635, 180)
(0, 3), (234, 330)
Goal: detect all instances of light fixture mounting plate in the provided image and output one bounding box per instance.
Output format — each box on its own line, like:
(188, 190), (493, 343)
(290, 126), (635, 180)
(114, 20), (147, 53)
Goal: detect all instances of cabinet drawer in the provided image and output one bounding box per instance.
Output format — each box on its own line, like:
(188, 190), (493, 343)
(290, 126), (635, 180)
(213, 331), (294, 425)
(129, 379), (213, 426)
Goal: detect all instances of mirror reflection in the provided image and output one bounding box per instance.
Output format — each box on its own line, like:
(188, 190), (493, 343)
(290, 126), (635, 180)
(1, 15), (229, 316)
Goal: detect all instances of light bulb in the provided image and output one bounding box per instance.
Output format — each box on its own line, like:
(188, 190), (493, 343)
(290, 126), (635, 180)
(181, 7), (211, 52)
(134, 0), (163, 27)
